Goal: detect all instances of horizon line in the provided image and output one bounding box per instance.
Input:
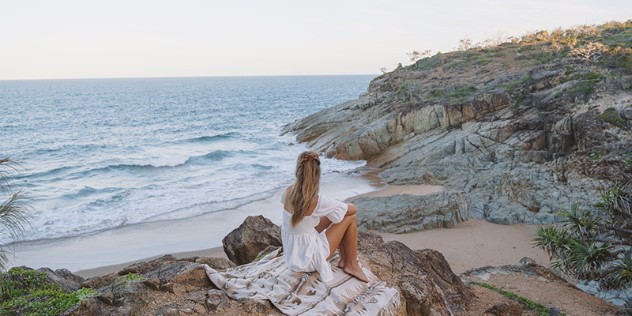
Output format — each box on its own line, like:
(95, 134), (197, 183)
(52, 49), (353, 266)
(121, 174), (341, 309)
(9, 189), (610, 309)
(0, 73), (380, 82)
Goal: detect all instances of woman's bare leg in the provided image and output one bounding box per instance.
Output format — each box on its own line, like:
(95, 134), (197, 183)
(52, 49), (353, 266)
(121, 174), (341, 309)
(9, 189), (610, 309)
(337, 242), (347, 269)
(325, 214), (368, 282)
(316, 217), (347, 268)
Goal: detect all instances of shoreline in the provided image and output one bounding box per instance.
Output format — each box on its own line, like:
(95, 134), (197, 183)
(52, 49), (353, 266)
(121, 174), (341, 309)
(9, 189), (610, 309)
(8, 168), (550, 279)
(7, 168), (384, 274)
(74, 181), (549, 279)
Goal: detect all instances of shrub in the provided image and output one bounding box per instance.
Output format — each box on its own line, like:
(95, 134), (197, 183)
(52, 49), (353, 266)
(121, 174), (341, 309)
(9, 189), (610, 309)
(412, 53), (444, 71)
(0, 267), (96, 315)
(535, 182), (632, 291)
(126, 272), (145, 281)
(597, 107), (626, 128)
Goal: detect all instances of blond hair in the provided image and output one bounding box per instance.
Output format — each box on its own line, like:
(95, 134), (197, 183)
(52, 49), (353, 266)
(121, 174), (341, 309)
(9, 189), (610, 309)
(285, 151), (321, 226)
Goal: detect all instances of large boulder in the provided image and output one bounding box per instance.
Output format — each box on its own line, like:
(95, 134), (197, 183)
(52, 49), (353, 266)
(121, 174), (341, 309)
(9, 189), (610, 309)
(358, 232), (472, 315)
(36, 267), (84, 292)
(222, 215), (282, 265)
(350, 192), (469, 233)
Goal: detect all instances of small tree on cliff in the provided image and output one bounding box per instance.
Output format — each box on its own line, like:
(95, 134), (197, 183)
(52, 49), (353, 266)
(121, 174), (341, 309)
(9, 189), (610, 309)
(535, 182), (632, 291)
(0, 158), (29, 269)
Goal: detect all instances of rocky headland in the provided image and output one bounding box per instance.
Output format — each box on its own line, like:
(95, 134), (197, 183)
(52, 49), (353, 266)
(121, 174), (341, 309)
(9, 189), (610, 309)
(285, 21), (632, 231)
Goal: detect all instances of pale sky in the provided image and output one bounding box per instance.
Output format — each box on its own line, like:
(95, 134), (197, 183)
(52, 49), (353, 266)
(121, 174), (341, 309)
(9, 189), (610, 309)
(0, 0), (630, 80)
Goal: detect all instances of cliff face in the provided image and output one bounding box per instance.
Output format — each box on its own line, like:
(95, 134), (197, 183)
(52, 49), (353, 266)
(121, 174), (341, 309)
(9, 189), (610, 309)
(285, 21), (632, 229)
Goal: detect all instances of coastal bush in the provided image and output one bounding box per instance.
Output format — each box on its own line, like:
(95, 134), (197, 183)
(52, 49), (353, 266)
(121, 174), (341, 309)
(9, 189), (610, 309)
(563, 76), (601, 102)
(602, 47), (632, 74)
(0, 267), (96, 315)
(395, 79), (424, 102)
(412, 53), (444, 71)
(597, 107), (627, 128)
(0, 158), (29, 270)
(125, 272), (145, 281)
(535, 182), (632, 292)
(446, 85), (477, 103)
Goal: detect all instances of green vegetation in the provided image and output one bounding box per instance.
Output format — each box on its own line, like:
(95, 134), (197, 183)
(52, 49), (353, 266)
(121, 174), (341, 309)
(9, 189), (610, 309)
(567, 80), (599, 101)
(395, 79), (424, 102)
(126, 272), (145, 281)
(535, 183), (632, 291)
(470, 281), (563, 316)
(557, 71), (603, 101)
(424, 85), (478, 104)
(428, 89), (444, 99)
(446, 86), (477, 103)
(0, 158), (29, 270)
(597, 107), (626, 128)
(0, 267), (96, 315)
(411, 53), (444, 71)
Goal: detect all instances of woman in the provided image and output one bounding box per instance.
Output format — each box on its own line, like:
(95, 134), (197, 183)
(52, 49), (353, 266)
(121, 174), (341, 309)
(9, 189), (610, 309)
(281, 151), (368, 283)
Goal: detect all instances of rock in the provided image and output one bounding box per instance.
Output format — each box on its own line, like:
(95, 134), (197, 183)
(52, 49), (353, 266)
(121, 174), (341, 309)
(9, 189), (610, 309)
(96, 292), (114, 306)
(81, 272), (118, 289)
(144, 261), (212, 288)
(143, 277), (161, 290)
(622, 107), (632, 120)
(55, 268), (85, 284)
(549, 307), (563, 316)
(105, 276), (148, 308)
(62, 298), (109, 316)
(241, 299), (273, 313)
(195, 257), (236, 270)
(206, 289), (230, 312)
(222, 215), (282, 265)
(37, 267), (82, 292)
(118, 254), (176, 276)
(155, 304), (181, 316)
(484, 301), (523, 315)
(283, 54), (632, 229)
(350, 192), (469, 233)
(358, 232), (471, 315)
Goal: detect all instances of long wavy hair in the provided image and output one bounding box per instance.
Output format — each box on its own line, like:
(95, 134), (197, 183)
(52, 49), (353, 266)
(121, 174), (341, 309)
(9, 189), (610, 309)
(285, 151), (321, 226)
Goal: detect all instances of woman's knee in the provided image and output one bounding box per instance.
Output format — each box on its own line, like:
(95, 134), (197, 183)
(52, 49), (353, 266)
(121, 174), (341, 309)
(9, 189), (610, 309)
(344, 213), (357, 224)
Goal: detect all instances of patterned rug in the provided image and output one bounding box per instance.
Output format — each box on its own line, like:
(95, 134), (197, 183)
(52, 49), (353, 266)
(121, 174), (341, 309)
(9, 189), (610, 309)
(204, 248), (401, 316)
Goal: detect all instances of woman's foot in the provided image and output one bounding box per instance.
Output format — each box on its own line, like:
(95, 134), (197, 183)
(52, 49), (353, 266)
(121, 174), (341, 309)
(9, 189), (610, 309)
(343, 263), (369, 283)
(338, 259), (345, 269)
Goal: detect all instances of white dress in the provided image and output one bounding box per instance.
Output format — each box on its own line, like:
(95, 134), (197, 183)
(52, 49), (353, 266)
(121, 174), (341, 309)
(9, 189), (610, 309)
(281, 194), (348, 282)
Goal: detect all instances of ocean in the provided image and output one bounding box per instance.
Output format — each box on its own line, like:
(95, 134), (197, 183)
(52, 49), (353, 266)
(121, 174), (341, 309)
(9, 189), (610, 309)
(0, 75), (374, 245)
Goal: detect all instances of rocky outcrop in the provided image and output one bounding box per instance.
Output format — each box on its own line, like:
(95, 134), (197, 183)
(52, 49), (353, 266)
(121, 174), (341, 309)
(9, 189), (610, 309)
(219, 216), (472, 314)
(349, 191), (469, 232)
(55, 216), (472, 315)
(222, 215), (282, 265)
(284, 27), (632, 229)
(357, 232), (472, 315)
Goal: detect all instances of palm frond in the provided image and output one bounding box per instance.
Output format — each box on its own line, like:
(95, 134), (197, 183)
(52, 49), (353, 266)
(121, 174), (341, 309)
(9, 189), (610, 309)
(606, 252), (632, 289)
(0, 191), (29, 240)
(534, 225), (569, 259)
(0, 158), (29, 270)
(566, 238), (611, 275)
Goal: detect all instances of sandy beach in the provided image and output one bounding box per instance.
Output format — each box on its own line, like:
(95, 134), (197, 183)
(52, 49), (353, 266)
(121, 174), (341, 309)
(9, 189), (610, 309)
(66, 180), (551, 279)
